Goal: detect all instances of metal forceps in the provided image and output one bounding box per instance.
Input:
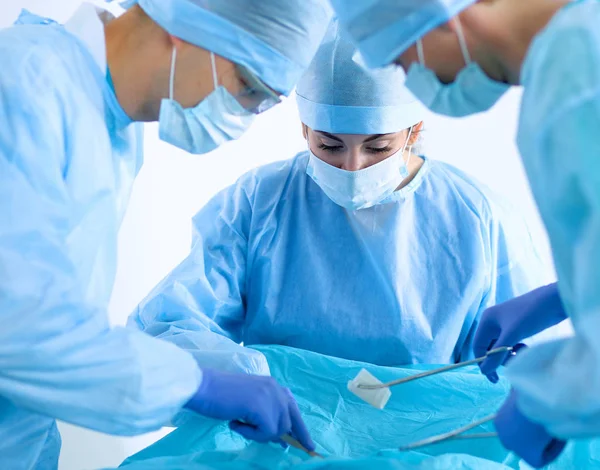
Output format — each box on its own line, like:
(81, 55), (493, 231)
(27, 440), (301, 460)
(377, 344), (526, 451)
(358, 345), (524, 391)
(399, 414), (497, 451)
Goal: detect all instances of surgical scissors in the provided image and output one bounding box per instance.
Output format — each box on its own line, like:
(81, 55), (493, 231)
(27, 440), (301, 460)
(399, 414), (497, 451)
(358, 345), (524, 390)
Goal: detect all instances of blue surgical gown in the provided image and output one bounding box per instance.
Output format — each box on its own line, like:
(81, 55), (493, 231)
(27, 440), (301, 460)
(0, 6), (200, 469)
(130, 153), (548, 374)
(506, 0), (600, 439)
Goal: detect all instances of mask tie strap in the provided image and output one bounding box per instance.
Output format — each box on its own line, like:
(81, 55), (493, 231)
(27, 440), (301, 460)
(210, 52), (219, 90)
(403, 126), (414, 163)
(416, 40), (426, 67)
(453, 17), (472, 65)
(169, 46), (177, 100)
(400, 126), (414, 178)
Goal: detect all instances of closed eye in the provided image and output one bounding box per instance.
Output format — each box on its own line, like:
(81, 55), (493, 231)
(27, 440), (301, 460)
(367, 146), (393, 154)
(317, 143), (344, 153)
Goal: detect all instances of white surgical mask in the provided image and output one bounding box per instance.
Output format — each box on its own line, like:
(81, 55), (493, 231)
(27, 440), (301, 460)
(306, 128), (413, 211)
(158, 48), (255, 154)
(404, 19), (510, 117)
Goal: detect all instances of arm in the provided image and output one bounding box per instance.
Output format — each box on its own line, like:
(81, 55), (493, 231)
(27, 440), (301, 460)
(458, 194), (554, 361)
(128, 179), (269, 376)
(485, 196), (554, 305)
(0, 59), (201, 435)
(504, 18), (600, 438)
(506, 94), (600, 439)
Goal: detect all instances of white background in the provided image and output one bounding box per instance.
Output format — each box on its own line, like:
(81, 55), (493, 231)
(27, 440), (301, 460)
(1, 2), (555, 469)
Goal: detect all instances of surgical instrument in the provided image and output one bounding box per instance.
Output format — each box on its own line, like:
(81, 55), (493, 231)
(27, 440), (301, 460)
(398, 414), (497, 451)
(281, 434), (324, 458)
(359, 345), (522, 390)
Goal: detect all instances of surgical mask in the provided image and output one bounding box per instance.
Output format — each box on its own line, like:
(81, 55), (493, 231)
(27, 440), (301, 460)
(404, 19), (510, 117)
(158, 48), (255, 154)
(306, 128), (413, 211)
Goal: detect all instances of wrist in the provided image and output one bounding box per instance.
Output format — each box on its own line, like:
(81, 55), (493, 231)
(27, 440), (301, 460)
(185, 368), (213, 411)
(544, 283), (568, 322)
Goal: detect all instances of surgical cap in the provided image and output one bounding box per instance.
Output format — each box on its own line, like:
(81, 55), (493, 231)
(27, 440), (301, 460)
(130, 0), (333, 95)
(296, 20), (426, 135)
(329, 0), (475, 68)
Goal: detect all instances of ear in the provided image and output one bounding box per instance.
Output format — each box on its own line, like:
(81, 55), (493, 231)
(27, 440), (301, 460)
(301, 123), (309, 140)
(409, 121), (424, 146)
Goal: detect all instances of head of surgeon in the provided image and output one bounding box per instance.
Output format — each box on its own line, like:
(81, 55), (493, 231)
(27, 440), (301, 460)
(328, 0), (567, 118)
(296, 20), (426, 211)
(104, 0), (331, 154)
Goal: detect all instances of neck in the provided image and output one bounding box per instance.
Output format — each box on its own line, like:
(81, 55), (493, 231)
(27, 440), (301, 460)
(104, 7), (171, 121)
(487, 0), (570, 84)
(397, 151), (424, 191)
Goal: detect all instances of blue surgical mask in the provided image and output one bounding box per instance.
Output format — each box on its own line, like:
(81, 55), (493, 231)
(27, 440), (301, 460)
(306, 129), (413, 211)
(405, 19), (510, 118)
(158, 48), (255, 154)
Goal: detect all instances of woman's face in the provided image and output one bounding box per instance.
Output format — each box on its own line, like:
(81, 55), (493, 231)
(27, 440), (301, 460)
(304, 127), (412, 171)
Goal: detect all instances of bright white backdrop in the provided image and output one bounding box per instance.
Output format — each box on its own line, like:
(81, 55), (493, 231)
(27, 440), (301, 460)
(1, 2), (555, 469)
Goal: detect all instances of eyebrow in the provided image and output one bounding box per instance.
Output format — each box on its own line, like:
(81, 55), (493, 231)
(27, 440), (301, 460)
(363, 134), (393, 143)
(315, 131), (393, 143)
(315, 131), (344, 143)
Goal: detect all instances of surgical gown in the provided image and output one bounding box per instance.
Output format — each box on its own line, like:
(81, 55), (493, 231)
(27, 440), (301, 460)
(506, 0), (600, 439)
(0, 6), (200, 469)
(130, 152), (549, 374)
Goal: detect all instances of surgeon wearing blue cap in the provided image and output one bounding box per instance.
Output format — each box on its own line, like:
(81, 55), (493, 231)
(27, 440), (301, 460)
(0, 0), (331, 467)
(328, 0), (600, 467)
(129, 20), (547, 401)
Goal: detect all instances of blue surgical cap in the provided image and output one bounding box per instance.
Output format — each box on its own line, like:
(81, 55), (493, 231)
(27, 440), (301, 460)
(329, 0), (475, 68)
(296, 20), (426, 135)
(130, 0), (333, 95)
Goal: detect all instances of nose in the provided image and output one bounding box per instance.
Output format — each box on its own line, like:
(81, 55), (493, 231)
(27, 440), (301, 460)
(340, 148), (368, 172)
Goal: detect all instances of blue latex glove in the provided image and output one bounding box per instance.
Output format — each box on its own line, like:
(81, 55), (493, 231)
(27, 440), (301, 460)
(495, 391), (566, 468)
(185, 368), (314, 450)
(473, 283), (567, 382)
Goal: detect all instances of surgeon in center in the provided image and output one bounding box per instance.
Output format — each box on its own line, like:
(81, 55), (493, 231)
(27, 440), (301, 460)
(128, 20), (549, 374)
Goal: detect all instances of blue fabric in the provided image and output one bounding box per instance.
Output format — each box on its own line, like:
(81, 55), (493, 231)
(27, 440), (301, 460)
(118, 345), (600, 469)
(129, 152), (548, 375)
(296, 20), (426, 134)
(133, 0), (332, 95)
(502, 0), (600, 439)
(0, 7), (201, 468)
(329, 0), (475, 68)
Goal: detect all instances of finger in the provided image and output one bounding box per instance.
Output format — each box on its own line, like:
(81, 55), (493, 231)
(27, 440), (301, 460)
(486, 371), (500, 384)
(480, 351), (510, 379)
(277, 439), (289, 449)
(277, 405), (292, 438)
(479, 334), (513, 378)
(287, 394), (315, 451)
(473, 324), (500, 359)
(229, 421), (271, 443)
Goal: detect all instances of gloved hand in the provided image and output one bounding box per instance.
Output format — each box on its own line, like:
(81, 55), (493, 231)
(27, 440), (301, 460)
(495, 390), (566, 468)
(185, 368), (314, 450)
(473, 283), (567, 382)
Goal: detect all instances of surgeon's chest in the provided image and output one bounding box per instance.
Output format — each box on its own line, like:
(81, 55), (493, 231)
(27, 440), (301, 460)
(243, 197), (487, 364)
